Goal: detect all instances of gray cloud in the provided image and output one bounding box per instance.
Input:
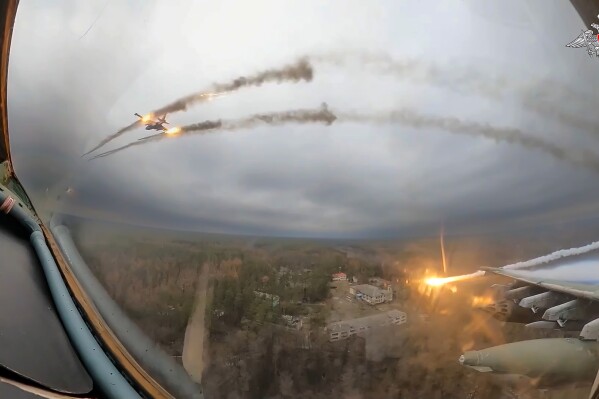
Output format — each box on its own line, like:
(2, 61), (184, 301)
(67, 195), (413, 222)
(7, 0), (599, 238)
(337, 109), (599, 172)
(309, 50), (599, 138)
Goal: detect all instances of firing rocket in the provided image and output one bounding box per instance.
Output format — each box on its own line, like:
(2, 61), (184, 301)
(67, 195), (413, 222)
(459, 338), (599, 387)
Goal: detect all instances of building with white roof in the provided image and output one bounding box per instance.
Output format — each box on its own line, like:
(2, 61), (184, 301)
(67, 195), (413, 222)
(327, 310), (407, 342)
(349, 284), (392, 305)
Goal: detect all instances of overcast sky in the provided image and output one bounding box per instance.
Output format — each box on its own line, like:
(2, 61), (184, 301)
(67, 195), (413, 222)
(6, 0), (599, 238)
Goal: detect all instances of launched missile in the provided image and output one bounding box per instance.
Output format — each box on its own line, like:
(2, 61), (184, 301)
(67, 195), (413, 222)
(459, 338), (599, 387)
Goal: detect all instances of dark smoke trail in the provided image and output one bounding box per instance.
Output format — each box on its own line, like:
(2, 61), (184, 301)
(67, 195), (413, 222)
(89, 120), (226, 159)
(152, 58), (314, 116)
(214, 102), (336, 131)
(85, 58), (315, 156)
(82, 120), (140, 156)
(90, 104), (336, 159)
(89, 140), (146, 160)
(338, 109), (599, 172)
(310, 51), (599, 136)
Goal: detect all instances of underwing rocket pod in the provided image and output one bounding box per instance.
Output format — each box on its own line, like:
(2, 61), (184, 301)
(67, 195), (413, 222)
(477, 299), (543, 323)
(459, 338), (599, 387)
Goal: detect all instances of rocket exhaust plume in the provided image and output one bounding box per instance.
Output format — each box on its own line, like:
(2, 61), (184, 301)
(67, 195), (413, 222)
(424, 240), (599, 287)
(82, 120), (140, 157)
(310, 51), (599, 137)
(88, 120), (224, 160)
(152, 58), (314, 116)
(84, 58), (314, 156)
(90, 104), (336, 160)
(502, 240), (599, 270)
(338, 109), (599, 172)
(425, 271), (486, 287)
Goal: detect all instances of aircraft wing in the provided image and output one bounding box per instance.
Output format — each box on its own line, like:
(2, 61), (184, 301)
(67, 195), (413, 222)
(484, 267), (599, 301)
(468, 252), (599, 399)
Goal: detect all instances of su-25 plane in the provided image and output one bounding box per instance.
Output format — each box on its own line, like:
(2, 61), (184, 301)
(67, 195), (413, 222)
(134, 112), (169, 132)
(458, 249), (599, 398)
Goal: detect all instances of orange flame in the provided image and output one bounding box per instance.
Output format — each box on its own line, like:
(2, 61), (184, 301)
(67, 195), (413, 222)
(200, 91), (230, 102)
(425, 270), (485, 287)
(471, 295), (495, 307)
(165, 127), (181, 135)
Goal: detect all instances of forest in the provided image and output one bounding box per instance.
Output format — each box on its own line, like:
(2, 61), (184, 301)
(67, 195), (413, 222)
(72, 220), (598, 399)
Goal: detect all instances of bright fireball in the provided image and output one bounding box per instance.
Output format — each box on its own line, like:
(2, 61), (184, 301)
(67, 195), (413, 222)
(165, 127), (181, 135)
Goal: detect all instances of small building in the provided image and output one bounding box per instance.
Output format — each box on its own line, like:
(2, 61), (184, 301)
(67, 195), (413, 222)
(368, 277), (392, 289)
(282, 315), (303, 330)
(253, 290), (280, 307)
(327, 310), (407, 342)
(349, 284), (392, 305)
(332, 272), (347, 281)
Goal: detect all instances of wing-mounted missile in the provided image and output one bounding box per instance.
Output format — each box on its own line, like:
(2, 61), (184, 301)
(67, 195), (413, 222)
(504, 286), (543, 302)
(519, 291), (572, 313)
(459, 338), (599, 388)
(525, 320), (587, 332)
(581, 318), (599, 341)
(542, 299), (599, 327)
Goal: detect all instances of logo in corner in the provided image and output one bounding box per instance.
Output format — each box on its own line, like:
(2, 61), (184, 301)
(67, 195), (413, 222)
(566, 15), (599, 59)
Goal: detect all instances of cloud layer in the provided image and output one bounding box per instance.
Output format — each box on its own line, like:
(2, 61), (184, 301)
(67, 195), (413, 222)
(7, 0), (599, 238)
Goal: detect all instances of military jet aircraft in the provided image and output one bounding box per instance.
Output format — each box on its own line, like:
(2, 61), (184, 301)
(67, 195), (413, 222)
(459, 249), (599, 398)
(134, 112), (169, 132)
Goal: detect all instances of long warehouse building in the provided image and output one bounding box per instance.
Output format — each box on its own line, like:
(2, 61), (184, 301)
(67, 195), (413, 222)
(327, 310), (407, 342)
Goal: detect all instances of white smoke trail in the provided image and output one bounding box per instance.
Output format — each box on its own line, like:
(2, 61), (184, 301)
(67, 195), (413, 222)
(427, 241), (599, 285)
(502, 241), (599, 270)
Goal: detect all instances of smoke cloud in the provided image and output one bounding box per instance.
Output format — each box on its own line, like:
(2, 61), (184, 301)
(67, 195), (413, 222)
(310, 51), (599, 136)
(90, 104), (336, 160)
(337, 109), (599, 172)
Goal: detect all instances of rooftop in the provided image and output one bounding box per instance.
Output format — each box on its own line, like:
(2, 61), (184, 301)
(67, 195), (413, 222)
(353, 284), (385, 297)
(327, 310), (406, 333)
